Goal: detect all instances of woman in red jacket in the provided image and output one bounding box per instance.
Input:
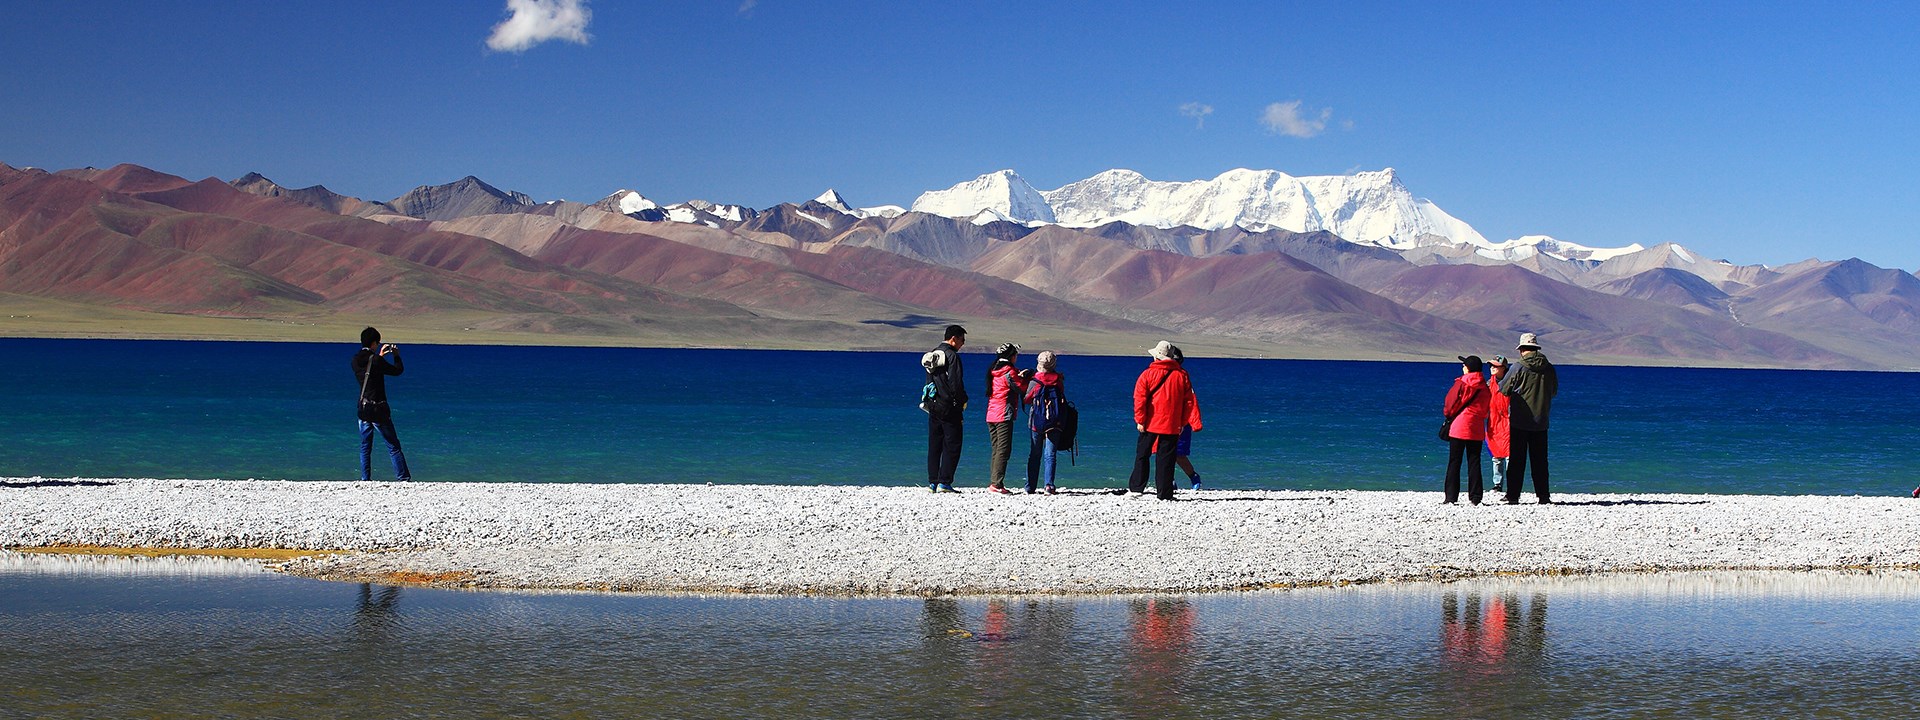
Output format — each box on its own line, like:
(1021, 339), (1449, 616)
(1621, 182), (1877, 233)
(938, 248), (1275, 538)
(1442, 355), (1491, 504)
(1485, 356), (1513, 493)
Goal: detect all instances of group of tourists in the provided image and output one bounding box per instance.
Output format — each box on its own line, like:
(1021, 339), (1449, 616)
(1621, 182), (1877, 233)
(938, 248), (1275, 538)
(349, 322), (1556, 508)
(919, 325), (1204, 501)
(1438, 332), (1558, 505)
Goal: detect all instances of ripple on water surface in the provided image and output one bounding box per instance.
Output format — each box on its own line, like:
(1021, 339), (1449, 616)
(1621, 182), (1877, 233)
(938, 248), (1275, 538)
(3, 554), (1919, 718)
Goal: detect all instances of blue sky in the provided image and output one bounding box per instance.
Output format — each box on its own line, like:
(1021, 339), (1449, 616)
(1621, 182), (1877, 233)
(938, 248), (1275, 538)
(4, 1), (1917, 268)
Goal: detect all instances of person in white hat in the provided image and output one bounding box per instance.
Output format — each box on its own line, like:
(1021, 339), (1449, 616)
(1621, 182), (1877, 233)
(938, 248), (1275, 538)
(1499, 333), (1558, 504)
(1122, 341), (1203, 500)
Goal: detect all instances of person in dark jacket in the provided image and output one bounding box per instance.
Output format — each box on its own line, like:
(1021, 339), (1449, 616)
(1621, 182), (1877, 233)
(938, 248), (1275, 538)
(921, 324), (969, 493)
(1441, 355), (1490, 504)
(352, 327), (411, 482)
(1500, 333), (1558, 504)
(1125, 340), (1203, 501)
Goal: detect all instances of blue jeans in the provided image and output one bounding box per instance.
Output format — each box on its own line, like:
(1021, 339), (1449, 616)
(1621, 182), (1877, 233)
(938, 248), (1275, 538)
(359, 419), (411, 482)
(1025, 431), (1057, 492)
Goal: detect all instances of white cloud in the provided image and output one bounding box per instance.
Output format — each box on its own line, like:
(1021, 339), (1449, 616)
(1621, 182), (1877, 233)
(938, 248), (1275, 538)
(1260, 100), (1333, 138)
(1178, 102), (1214, 129)
(738, 0), (759, 17)
(486, 0), (592, 53)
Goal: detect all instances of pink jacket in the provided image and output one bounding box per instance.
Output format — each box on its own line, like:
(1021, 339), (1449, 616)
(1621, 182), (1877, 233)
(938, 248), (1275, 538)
(1443, 374), (1489, 442)
(986, 364), (1029, 423)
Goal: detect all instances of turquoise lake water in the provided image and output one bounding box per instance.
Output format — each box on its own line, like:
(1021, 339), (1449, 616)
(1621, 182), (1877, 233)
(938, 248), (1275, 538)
(5, 555), (1919, 718)
(5, 338), (1917, 494)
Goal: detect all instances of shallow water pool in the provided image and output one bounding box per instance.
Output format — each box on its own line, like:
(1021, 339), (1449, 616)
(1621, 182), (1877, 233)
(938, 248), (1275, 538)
(3, 553), (1917, 718)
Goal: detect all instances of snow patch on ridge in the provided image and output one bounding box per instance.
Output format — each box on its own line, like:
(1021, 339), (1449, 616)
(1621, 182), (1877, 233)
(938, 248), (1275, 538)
(617, 191), (658, 215)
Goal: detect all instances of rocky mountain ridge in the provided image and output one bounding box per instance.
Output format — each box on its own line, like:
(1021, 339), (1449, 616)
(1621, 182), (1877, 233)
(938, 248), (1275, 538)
(5, 161), (1915, 369)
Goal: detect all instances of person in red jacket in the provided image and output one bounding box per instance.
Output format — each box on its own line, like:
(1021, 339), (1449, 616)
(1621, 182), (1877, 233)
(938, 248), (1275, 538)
(1485, 356), (1513, 493)
(1442, 355), (1491, 504)
(1125, 340), (1204, 501)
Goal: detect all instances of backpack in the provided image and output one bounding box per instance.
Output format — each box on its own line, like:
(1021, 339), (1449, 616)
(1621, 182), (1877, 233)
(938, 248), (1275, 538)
(1054, 400), (1079, 455)
(1028, 381), (1079, 457)
(919, 347), (953, 416)
(1029, 381), (1065, 433)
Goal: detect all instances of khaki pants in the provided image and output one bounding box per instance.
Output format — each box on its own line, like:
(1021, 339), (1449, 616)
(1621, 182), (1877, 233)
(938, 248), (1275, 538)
(987, 420), (1014, 488)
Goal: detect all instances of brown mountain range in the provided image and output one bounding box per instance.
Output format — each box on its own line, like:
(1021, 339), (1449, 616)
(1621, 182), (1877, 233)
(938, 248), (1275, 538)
(1, 161), (1914, 369)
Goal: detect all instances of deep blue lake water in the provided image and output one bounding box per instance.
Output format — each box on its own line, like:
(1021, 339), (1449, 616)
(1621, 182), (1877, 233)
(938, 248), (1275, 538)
(5, 338), (1917, 495)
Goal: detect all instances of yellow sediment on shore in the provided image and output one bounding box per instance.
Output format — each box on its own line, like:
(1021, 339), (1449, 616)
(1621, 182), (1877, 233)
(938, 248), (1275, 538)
(9, 545), (342, 561)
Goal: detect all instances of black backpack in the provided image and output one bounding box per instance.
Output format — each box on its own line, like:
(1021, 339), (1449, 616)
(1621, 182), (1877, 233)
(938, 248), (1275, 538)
(1029, 381), (1079, 457)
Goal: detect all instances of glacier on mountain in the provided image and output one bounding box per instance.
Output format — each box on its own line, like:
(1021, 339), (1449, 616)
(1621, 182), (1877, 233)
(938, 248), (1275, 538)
(909, 170), (1057, 224)
(909, 167), (1681, 264)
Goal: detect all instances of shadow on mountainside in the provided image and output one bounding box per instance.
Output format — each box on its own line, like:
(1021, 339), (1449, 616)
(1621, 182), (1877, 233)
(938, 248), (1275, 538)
(2, 479), (117, 489)
(861, 314), (949, 329)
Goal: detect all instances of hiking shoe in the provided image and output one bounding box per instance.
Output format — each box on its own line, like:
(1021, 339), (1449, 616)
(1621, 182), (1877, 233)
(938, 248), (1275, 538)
(1912, 486), (1919, 498)
(930, 483), (939, 493)
(1188, 474), (1202, 491)
(1491, 483), (1504, 493)
(937, 484), (959, 493)
(989, 486), (1012, 495)
(1045, 485), (1057, 495)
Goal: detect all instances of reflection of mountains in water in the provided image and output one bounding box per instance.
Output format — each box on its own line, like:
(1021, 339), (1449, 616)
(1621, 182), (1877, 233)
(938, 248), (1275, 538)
(6, 161), (1920, 369)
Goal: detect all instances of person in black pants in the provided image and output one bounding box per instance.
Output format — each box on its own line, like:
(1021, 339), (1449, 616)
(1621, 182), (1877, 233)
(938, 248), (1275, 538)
(921, 325), (969, 493)
(1442, 355), (1490, 504)
(1501, 333), (1558, 504)
(1124, 342), (1202, 500)
(352, 327), (411, 482)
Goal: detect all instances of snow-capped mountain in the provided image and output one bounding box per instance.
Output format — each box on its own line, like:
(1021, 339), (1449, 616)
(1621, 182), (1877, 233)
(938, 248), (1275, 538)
(1474, 235), (1645, 263)
(921, 167), (1487, 248)
(813, 189), (906, 219)
(814, 189), (854, 213)
(909, 169), (1056, 224)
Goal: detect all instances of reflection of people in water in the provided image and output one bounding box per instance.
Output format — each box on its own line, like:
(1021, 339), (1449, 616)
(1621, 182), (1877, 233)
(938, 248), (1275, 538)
(353, 583), (403, 639)
(915, 597), (1080, 714)
(1440, 591), (1547, 674)
(1124, 597), (1197, 712)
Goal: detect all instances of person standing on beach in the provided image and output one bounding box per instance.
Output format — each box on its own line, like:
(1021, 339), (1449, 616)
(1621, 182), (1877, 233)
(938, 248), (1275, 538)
(1169, 348), (1203, 490)
(1486, 356), (1513, 493)
(352, 327), (411, 483)
(1441, 355), (1490, 504)
(1500, 333), (1558, 504)
(922, 325), (969, 493)
(1024, 350), (1067, 494)
(1126, 341), (1203, 501)
(983, 343), (1032, 494)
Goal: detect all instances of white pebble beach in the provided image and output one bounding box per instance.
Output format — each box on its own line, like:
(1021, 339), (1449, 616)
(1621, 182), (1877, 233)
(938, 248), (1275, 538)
(3, 479), (1917, 595)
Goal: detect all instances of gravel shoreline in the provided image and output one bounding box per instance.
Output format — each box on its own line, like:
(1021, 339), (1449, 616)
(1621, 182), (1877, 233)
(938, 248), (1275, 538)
(3, 479), (1917, 595)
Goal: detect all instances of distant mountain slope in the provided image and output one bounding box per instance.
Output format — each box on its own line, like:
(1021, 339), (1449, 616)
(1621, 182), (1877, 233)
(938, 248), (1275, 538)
(389, 176), (535, 221)
(970, 226), (1505, 353)
(4, 160), (1916, 369)
(1378, 263), (1853, 367)
(1731, 259), (1920, 368)
(229, 172), (396, 217)
(1593, 268), (1733, 316)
